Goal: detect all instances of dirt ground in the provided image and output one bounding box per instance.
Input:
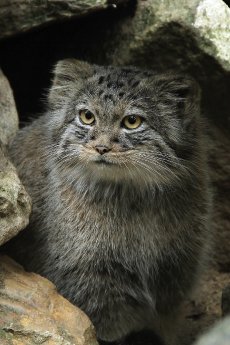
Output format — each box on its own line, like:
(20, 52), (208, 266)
(181, 269), (230, 344)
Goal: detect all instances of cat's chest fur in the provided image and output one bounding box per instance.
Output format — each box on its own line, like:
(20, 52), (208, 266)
(39, 177), (169, 272)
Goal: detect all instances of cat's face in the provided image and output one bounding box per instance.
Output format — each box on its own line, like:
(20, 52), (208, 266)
(48, 60), (200, 187)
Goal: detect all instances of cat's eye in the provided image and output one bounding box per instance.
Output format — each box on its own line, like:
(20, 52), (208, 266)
(122, 115), (143, 129)
(79, 110), (95, 125)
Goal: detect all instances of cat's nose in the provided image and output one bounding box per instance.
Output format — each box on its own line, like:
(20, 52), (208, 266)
(95, 145), (111, 155)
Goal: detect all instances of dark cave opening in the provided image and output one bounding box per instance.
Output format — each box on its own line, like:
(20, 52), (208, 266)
(0, 1), (136, 123)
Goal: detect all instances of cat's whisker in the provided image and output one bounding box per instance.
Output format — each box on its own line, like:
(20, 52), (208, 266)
(128, 160), (156, 192)
(138, 151), (196, 175)
(142, 148), (202, 171)
(138, 154), (184, 173)
(129, 157), (165, 190)
(133, 154), (182, 185)
(138, 156), (183, 184)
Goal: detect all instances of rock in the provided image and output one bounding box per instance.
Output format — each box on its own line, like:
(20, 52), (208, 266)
(180, 269), (230, 345)
(193, 0), (230, 70)
(0, 69), (18, 146)
(194, 316), (230, 345)
(222, 285), (230, 316)
(0, 146), (31, 246)
(0, 69), (31, 246)
(0, 0), (130, 40)
(110, 0), (230, 70)
(0, 255), (98, 345)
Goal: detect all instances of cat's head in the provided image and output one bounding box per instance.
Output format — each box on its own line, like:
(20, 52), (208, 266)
(47, 59), (202, 188)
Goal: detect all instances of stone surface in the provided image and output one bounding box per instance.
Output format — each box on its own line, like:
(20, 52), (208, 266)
(0, 255), (98, 345)
(0, 69), (31, 246)
(0, 146), (31, 246)
(181, 269), (230, 345)
(108, 0), (230, 70)
(0, 69), (18, 146)
(194, 317), (230, 345)
(0, 0), (130, 40)
(193, 0), (230, 70)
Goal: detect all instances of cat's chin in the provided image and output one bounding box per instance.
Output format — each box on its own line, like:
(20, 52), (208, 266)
(91, 160), (124, 180)
(86, 160), (153, 187)
(93, 160), (115, 167)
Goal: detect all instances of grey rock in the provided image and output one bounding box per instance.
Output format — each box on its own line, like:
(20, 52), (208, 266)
(194, 317), (230, 345)
(109, 0), (230, 70)
(0, 69), (18, 146)
(0, 0), (129, 40)
(0, 146), (32, 246)
(0, 70), (31, 246)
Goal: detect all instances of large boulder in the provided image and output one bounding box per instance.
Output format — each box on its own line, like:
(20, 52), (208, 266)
(0, 69), (18, 147)
(0, 146), (31, 246)
(0, 70), (31, 246)
(0, 255), (98, 345)
(0, 0), (130, 40)
(108, 0), (230, 70)
(194, 317), (230, 345)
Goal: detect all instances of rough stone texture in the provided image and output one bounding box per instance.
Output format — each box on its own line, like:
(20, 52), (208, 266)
(0, 69), (18, 147)
(0, 0), (130, 40)
(0, 255), (98, 345)
(182, 270), (230, 345)
(0, 69), (31, 246)
(108, 0), (230, 70)
(0, 145), (31, 246)
(193, 0), (230, 70)
(194, 317), (230, 345)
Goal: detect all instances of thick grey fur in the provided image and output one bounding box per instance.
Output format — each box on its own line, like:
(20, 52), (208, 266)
(3, 60), (212, 344)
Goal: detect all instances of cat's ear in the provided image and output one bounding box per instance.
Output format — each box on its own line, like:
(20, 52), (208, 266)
(48, 59), (94, 109)
(155, 74), (201, 121)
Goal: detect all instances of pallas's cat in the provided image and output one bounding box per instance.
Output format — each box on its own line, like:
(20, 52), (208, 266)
(3, 60), (211, 345)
